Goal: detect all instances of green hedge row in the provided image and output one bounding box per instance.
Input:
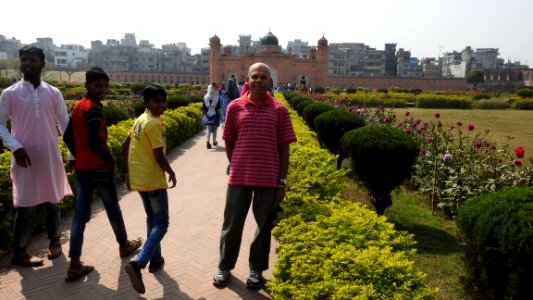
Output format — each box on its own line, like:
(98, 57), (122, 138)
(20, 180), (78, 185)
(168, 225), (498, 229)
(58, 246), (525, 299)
(457, 187), (533, 299)
(268, 95), (435, 299)
(0, 102), (203, 253)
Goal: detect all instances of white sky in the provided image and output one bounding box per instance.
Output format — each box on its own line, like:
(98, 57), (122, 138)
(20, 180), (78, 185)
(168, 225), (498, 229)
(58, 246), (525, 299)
(2, 0), (532, 65)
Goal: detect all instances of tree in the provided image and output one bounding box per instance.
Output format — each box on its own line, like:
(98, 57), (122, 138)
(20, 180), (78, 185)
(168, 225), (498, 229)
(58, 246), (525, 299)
(466, 70), (485, 89)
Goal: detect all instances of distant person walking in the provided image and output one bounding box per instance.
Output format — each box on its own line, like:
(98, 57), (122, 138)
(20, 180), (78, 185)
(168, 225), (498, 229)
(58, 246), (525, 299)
(65, 67), (141, 282)
(202, 83), (221, 149)
(226, 75), (240, 102)
(219, 83), (229, 123)
(122, 85), (177, 294)
(212, 62), (297, 289)
(0, 45), (72, 267)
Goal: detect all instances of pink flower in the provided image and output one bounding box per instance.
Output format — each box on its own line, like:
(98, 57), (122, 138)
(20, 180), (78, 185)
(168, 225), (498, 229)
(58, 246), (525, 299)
(425, 136), (434, 142)
(434, 112), (440, 119)
(405, 111), (410, 116)
(514, 159), (522, 166)
(467, 124), (475, 131)
(420, 148), (426, 156)
(515, 146), (525, 158)
(443, 153), (452, 163)
(456, 120), (463, 126)
(413, 118), (422, 125)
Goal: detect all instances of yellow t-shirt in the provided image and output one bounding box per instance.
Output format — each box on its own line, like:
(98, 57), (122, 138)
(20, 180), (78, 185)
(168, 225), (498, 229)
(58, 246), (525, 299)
(128, 112), (167, 191)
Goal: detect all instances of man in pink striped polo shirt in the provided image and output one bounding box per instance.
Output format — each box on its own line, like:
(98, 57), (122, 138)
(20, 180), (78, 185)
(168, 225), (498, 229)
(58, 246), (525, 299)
(213, 62), (297, 289)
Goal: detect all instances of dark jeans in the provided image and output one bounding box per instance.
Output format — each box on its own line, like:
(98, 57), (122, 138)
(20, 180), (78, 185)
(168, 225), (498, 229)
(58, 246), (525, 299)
(69, 168), (128, 257)
(136, 189), (169, 268)
(13, 202), (60, 249)
(218, 185), (276, 272)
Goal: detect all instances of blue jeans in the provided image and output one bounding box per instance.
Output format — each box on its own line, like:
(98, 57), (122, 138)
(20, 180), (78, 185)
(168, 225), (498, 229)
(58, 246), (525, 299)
(69, 168), (128, 257)
(136, 189), (169, 268)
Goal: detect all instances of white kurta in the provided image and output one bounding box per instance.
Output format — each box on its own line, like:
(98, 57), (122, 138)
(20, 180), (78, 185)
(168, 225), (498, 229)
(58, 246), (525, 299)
(0, 80), (73, 208)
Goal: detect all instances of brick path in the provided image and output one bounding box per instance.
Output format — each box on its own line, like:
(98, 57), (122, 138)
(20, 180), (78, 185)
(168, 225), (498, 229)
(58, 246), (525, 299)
(0, 131), (275, 299)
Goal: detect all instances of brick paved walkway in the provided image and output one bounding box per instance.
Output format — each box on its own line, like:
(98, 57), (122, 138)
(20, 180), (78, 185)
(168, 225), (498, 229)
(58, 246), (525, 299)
(0, 131), (275, 299)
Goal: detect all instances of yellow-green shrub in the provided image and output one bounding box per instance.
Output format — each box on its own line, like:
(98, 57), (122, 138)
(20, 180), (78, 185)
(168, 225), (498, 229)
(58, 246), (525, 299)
(269, 94), (435, 299)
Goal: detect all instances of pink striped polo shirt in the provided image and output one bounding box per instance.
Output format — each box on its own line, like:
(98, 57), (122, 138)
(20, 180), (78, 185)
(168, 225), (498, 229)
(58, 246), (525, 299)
(222, 93), (297, 188)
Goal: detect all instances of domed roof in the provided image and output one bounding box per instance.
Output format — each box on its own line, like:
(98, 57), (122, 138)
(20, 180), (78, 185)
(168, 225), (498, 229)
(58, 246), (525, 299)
(209, 34), (220, 44)
(318, 35), (328, 46)
(260, 31), (279, 46)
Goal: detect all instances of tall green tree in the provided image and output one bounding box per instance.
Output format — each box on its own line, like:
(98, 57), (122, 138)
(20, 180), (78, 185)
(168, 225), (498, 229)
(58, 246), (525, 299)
(466, 70), (485, 89)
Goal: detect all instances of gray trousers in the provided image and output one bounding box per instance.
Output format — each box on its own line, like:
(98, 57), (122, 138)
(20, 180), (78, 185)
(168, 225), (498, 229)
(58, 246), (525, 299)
(218, 185), (276, 272)
(13, 202), (60, 249)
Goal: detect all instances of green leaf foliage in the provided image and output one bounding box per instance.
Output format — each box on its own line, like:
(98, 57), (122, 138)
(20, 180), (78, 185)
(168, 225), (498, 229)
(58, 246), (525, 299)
(456, 187), (533, 300)
(341, 126), (419, 214)
(296, 99), (314, 115)
(302, 102), (335, 131)
(268, 94), (435, 299)
(314, 109), (365, 169)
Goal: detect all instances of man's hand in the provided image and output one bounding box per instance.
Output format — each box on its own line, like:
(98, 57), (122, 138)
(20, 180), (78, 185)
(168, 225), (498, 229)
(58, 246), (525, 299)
(168, 172), (177, 188)
(13, 148), (31, 168)
(124, 172), (131, 190)
(274, 188), (286, 208)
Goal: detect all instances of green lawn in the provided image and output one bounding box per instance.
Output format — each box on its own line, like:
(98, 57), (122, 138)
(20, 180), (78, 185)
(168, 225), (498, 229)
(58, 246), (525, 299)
(394, 108), (533, 161)
(385, 191), (468, 300)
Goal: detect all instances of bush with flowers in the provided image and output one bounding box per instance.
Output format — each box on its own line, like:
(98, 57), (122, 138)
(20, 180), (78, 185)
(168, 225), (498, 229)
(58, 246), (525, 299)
(291, 89), (533, 217)
(395, 111), (533, 216)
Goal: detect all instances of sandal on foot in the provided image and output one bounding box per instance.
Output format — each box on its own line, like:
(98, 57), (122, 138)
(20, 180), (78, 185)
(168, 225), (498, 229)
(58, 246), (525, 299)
(119, 237), (142, 258)
(48, 238), (62, 260)
(65, 265), (94, 282)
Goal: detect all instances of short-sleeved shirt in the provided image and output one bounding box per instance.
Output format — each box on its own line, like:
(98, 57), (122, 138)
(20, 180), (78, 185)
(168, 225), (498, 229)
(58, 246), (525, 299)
(222, 93), (297, 188)
(127, 111), (167, 191)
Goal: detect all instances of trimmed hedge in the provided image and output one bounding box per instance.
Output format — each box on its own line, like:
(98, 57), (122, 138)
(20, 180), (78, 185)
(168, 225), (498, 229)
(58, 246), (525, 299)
(314, 109), (366, 169)
(341, 126), (419, 215)
(302, 102), (335, 131)
(456, 187), (533, 300)
(268, 94), (435, 299)
(511, 99), (533, 110)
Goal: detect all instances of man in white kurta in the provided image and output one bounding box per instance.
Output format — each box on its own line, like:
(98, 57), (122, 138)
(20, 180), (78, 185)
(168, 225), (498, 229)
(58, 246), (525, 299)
(0, 45), (72, 266)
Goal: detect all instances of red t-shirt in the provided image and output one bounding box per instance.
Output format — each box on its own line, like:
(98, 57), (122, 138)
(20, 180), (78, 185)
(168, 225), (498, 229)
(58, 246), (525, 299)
(222, 93), (297, 188)
(71, 97), (114, 170)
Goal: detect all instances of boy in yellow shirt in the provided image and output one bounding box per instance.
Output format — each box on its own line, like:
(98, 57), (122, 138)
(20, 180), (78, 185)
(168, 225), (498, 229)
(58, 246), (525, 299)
(122, 85), (177, 294)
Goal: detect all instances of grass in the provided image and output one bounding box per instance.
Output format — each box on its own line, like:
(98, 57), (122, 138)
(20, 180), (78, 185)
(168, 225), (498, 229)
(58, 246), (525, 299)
(343, 181), (468, 299)
(386, 190), (468, 300)
(393, 108), (533, 161)
(341, 107), (533, 299)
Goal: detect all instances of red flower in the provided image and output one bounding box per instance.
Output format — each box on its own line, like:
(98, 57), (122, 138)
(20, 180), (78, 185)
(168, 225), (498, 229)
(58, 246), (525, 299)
(514, 159), (522, 166)
(515, 146), (525, 158)
(467, 124), (475, 131)
(434, 112), (440, 119)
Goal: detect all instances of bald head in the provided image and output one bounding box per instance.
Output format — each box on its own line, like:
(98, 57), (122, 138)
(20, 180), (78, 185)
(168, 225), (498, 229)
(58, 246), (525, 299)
(248, 62), (271, 77)
(246, 62), (273, 103)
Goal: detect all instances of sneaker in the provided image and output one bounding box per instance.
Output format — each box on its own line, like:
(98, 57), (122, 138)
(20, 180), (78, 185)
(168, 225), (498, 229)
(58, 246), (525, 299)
(212, 269), (230, 287)
(119, 238), (142, 258)
(148, 257), (165, 273)
(207, 141), (212, 149)
(246, 270), (264, 289)
(125, 261), (145, 294)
